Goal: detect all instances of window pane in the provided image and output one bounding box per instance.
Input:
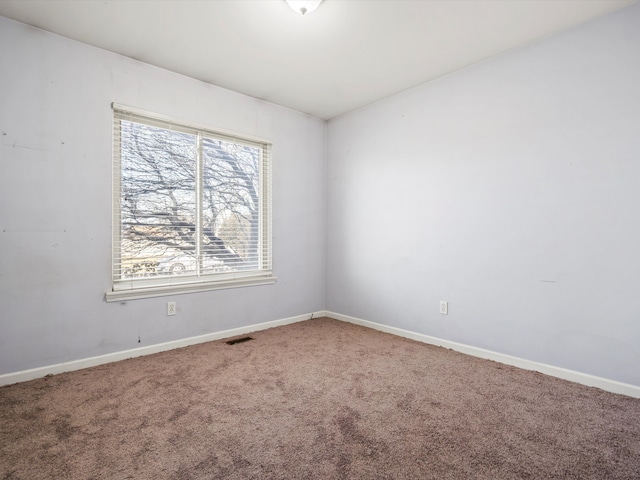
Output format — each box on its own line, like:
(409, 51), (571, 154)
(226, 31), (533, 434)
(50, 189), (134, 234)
(109, 105), (273, 300)
(120, 121), (197, 279)
(202, 137), (261, 272)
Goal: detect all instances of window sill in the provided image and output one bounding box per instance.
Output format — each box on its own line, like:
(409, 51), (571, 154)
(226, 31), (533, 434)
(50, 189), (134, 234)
(104, 275), (277, 302)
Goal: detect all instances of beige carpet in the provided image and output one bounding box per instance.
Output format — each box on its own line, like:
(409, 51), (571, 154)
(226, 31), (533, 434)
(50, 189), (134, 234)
(1, 317), (639, 479)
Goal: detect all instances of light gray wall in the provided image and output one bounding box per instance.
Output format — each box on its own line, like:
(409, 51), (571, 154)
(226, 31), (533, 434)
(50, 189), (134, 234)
(0, 17), (326, 375)
(327, 5), (640, 386)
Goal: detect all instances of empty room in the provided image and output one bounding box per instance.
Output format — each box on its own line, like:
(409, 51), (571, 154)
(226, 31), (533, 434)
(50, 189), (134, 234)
(1, 0), (639, 478)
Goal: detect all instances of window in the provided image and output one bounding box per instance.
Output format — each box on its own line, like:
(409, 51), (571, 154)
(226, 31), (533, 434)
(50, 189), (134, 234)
(105, 104), (274, 301)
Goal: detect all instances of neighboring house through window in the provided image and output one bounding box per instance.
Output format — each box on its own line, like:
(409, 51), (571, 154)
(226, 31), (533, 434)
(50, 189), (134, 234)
(106, 104), (274, 301)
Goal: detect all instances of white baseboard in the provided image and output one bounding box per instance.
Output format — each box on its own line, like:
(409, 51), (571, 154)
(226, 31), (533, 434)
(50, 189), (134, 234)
(325, 311), (640, 399)
(3, 309), (639, 398)
(0, 312), (313, 387)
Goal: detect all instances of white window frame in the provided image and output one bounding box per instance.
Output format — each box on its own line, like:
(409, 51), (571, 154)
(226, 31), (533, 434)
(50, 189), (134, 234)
(105, 103), (275, 302)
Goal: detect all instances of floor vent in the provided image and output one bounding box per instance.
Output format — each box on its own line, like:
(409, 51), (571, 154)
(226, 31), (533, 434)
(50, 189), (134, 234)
(226, 336), (254, 345)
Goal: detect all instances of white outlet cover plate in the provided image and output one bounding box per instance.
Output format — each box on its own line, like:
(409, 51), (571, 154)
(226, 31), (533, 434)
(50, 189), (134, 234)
(440, 301), (448, 315)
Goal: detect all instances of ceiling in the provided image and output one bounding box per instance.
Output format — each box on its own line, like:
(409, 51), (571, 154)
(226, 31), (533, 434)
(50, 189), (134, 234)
(0, 0), (635, 120)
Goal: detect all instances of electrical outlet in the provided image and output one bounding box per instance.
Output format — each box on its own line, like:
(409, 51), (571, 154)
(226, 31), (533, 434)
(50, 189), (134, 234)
(439, 300), (448, 315)
(167, 301), (176, 316)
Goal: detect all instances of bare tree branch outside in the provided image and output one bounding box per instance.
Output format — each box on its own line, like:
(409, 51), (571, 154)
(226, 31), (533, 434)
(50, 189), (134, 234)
(118, 120), (261, 279)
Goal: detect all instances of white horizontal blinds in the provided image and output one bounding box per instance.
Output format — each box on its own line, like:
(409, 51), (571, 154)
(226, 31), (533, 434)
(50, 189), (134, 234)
(112, 105), (272, 291)
(260, 142), (273, 271)
(114, 110), (197, 281)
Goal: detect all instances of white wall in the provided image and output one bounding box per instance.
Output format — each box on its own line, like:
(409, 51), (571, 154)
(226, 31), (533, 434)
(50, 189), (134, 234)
(327, 4), (640, 386)
(0, 17), (326, 375)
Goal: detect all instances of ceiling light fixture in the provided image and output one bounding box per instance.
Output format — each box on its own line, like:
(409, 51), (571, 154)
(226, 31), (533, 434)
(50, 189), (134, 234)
(285, 0), (323, 15)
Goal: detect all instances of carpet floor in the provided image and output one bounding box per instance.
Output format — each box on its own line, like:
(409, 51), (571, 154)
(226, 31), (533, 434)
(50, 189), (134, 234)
(1, 317), (639, 479)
